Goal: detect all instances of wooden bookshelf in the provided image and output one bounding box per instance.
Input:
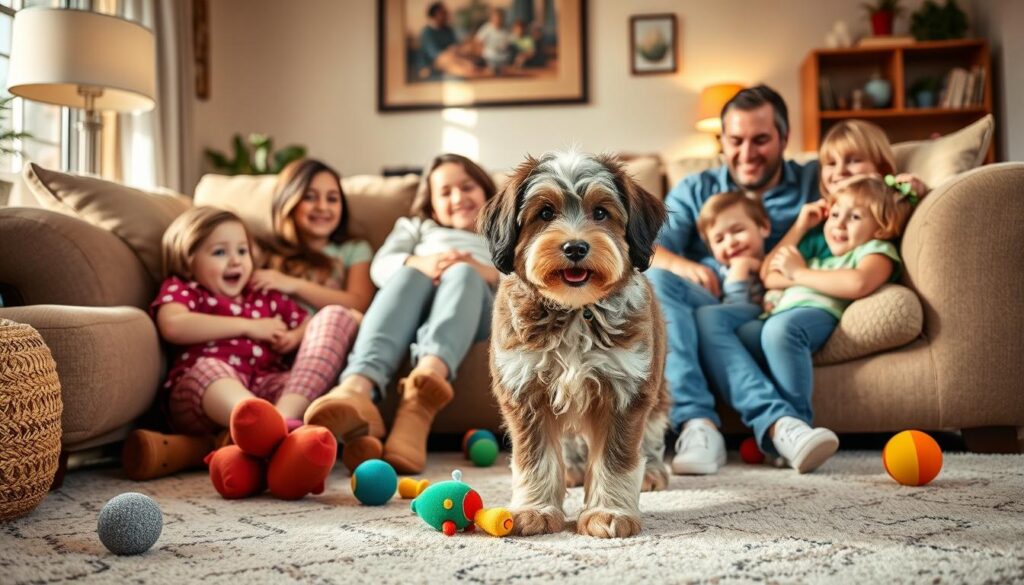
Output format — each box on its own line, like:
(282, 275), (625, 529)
(801, 39), (994, 161)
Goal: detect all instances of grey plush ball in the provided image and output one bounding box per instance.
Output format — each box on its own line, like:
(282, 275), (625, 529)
(97, 492), (163, 555)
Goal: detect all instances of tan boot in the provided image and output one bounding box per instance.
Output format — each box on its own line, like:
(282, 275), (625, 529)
(304, 379), (386, 442)
(383, 368), (454, 474)
(341, 435), (384, 474)
(122, 430), (215, 481)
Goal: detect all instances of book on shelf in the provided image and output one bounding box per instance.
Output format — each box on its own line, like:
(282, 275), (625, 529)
(819, 76), (836, 110)
(939, 66), (985, 109)
(966, 66), (983, 106)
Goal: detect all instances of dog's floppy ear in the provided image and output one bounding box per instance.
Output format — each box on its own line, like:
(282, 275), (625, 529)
(479, 156), (538, 274)
(601, 155), (667, 271)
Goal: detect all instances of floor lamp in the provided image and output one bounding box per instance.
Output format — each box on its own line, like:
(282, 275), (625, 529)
(6, 8), (156, 176)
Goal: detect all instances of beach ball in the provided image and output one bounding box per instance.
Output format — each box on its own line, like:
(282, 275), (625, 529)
(883, 430), (943, 486)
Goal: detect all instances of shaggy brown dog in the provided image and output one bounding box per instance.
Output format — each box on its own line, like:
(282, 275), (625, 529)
(479, 151), (670, 538)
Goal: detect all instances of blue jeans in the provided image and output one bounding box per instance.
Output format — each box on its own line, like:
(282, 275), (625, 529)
(696, 303), (837, 454)
(340, 264), (493, 398)
(748, 308), (838, 427)
(646, 268), (721, 431)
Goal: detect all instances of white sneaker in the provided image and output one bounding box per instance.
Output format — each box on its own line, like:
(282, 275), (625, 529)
(671, 420), (726, 475)
(771, 416), (839, 473)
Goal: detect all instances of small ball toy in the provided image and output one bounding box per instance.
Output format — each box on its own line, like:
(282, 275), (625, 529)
(351, 459), (398, 506)
(883, 430), (943, 486)
(739, 437), (765, 464)
(398, 477), (431, 499)
(97, 493), (163, 555)
(411, 470), (512, 537)
(462, 429), (499, 467)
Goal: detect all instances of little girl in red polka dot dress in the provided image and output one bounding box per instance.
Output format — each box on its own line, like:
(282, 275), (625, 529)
(151, 206), (357, 438)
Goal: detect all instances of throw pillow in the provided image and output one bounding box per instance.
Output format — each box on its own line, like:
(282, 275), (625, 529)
(893, 114), (994, 189)
(22, 163), (191, 282)
(192, 173), (277, 243)
(814, 284), (924, 366)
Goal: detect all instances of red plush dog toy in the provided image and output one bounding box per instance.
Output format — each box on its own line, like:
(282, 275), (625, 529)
(204, 398), (337, 500)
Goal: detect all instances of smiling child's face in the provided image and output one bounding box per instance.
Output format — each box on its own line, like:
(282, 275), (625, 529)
(823, 192), (883, 256)
(191, 221), (253, 298)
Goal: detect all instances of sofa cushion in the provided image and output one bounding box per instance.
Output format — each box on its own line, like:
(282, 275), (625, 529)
(814, 284), (924, 366)
(0, 305), (162, 451)
(193, 173), (421, 252)
(342, 174), (421, 250)
(192, 173), (278, 243)
(892, 114), (994, 189)
(22, 163), (191, 282)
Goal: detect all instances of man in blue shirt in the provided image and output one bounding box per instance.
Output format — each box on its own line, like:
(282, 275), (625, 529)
(648, 85), (822, 475)
(418, 2), (480, 80)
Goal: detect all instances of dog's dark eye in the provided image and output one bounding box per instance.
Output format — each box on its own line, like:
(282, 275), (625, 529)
(593, 207), (608, 221)
(539, 206), (555, 221)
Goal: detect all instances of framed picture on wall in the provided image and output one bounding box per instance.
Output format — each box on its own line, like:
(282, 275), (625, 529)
(378, 0), (588, 111)
(630, 14), (678, 75)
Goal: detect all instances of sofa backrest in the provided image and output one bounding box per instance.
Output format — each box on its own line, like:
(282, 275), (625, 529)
(193, 173), (421, 251)
(193, 154), (668, 253)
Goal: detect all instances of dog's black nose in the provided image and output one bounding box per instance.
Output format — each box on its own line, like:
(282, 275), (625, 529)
(562, 240), (590, 261)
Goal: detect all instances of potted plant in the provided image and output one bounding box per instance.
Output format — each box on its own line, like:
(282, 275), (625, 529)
(910, 0), (968, 41)
(0, 96), (31, 157)
(204, 133), (307, 176)
(862, 0), (904, 36)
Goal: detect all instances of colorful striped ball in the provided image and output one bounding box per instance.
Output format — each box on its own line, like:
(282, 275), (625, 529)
(882, 430), (943, 486)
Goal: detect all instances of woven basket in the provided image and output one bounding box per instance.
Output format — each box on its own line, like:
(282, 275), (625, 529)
(0, 319), (63, 521)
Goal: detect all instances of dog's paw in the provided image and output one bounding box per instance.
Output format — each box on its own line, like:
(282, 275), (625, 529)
(513, 508), (565, 536)
(564, 464), (585, 488)
(641, 462), (669, 491)
(577, 508), (641, 538)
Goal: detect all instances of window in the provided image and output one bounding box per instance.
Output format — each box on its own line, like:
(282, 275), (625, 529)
(0, 0), (63, 174)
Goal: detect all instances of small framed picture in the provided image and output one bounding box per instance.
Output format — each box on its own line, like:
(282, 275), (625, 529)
(630, 14), (678, 75)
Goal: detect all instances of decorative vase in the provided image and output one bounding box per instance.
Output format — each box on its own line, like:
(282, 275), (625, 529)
(871, 10), (894, 35)
(915, 89), (936, 108)
(864, 75), (892, 108)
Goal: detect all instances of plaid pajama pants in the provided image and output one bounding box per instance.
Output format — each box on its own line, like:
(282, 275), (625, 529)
(168, 305), (357, 434)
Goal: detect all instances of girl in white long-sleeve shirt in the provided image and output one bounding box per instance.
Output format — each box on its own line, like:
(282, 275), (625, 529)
(303, 153), (498, 474)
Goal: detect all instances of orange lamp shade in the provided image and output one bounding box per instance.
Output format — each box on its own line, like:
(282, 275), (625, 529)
(696, 83), (745, 133)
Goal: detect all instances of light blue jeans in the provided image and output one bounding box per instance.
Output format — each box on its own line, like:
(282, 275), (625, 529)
(646, 268), (721, 431)
(696, 303), (838, 454)
(340, 264), (494, 398)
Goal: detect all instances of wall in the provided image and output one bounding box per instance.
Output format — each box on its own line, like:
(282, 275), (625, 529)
(192, 0), (1010, 188)
(973, 0), (1024, 161)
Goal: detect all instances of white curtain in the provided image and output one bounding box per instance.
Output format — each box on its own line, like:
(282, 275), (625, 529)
(107, 0), (195, 193)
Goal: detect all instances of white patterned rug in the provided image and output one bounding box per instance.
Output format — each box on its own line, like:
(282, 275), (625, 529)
(3, 451), (1023, 584)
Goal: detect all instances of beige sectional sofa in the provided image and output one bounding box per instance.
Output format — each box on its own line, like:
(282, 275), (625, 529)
(1, 116), (1021, 457)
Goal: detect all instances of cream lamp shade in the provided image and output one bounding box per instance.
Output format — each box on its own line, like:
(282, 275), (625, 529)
(6, 8), (156, 175)
(695, 83), (744, 134)
(7, 8), (156, 112)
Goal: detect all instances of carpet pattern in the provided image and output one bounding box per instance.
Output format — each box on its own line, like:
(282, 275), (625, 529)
(3, 452), (1023, 584)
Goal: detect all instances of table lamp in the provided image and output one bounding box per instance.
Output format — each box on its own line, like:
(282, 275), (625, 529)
(695, 83), (745, 135)
(6, 8), (156, 175)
